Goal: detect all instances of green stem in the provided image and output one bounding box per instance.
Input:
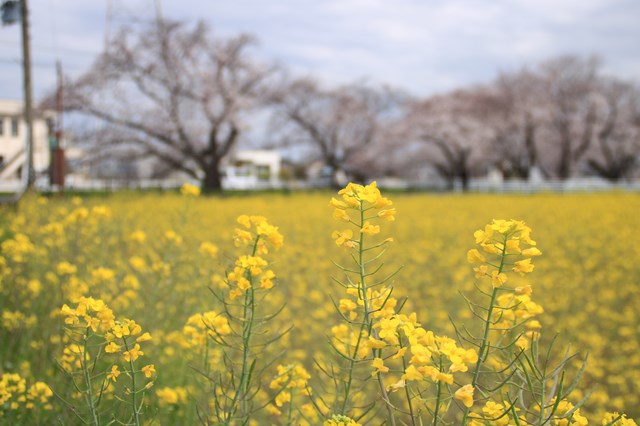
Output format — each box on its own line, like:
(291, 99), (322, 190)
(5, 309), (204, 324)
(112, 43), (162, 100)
(340, 313), (367, 414)
(432, 356), (443, 426)
(287, 389), (295, 425)
(376, 371), (397, 426)
(512, 403), (522, 426)
(340, 201), (396, 426)
(461, 235), (508, 425)
(123, 337), (141, 426)
(538, 365), (545, 426)
(340, 204), (367, 414)
(400, 336), (417, 426)
(225, 236), (260, 424)
(204, 338), (210, 377)
(82, 330), (100, 426)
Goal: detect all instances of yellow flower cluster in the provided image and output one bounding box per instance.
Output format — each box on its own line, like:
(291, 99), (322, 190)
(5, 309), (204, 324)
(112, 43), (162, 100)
(26, 382), (54, 409)
(227, 254), (276, 299)
(1, 233), (35, 263)
(324, 414), (362, 426)
(369, 313), (478, 385)
(492, 291), (544, 350)
(104, 318), (152, 363)
(551, 399), (589, 426)
(156, 386), (188, 405)
(345, 286), (397, 320)
(63, 204), (111, 225)
(180, 182), (201, 197)
(183, 311), (231, 347)
(0, 373), (25, 410)
(56, 261), (77, 275)
(469, 401), (526, 425)
(268, 364), (312, 413)
(227, 215), (282, 299)
(1, 188), (639, 422)
(163, 229), (183, 246)
(330, 181), (395, 248)
(91, 267), (116, 282)
(60, 296), (116, 333)
(471, 403), (638, 426)
(330, 182), (478, 412)
(198, 241), (219, 258)
(234, 214), (284, 254)
(602, 413), (638, 426)
(60, 298), (154, 383)
(58, 343), (84, 371)
(2, 310), (37, 331)
(468, 219), (541, 288)
(331, 324), (368, 359)
(0, 373), (53, 412)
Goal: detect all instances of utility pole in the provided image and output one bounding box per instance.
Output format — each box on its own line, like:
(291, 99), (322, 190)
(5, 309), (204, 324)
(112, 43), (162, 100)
(20, 0), (35, 188)
(49, 60), (65, 192)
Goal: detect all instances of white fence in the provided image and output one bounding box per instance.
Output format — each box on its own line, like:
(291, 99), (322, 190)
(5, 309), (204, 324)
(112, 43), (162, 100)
(0, 177), (639, 194)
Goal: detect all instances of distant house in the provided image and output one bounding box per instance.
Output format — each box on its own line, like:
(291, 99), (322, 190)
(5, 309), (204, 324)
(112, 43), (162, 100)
(57, 144), (284, 191)
(0, 99), (53, 187)
(223, 150), (282, 190)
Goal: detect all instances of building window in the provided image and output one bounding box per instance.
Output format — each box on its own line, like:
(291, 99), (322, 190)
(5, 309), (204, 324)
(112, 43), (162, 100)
(234, 160), (252, 177)
(256, 165), (271, 181)
(0, 117), (4, 135)
(11, 118), (19, 137)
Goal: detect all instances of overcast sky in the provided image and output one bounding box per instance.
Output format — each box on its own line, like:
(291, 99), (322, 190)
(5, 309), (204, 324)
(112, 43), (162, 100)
(1, 0), (639, 101)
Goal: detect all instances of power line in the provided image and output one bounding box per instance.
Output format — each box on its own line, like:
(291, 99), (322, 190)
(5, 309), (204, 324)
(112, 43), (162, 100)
(0, 57), (89, 70)
(0, 39), (102, 56)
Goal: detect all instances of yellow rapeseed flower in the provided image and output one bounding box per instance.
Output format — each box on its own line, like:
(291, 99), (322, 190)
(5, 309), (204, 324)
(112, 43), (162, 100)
(491, 271), (508, 288)
(107, 365), (120, 382)
(360, 221), (380, 235)
(377, 208), (396, 221)
(513, 258), (535, 275)
(123, 344), (143, 362)
(371, 358), (389, 376)
(467, 249), (486, 264)
(454, 384), (474, 408)
(324, 415), (362, 426)
(602, 413), (637, 426)
(141, 364), (156, 378)
(333, 209), (350, 222)
(522, 247), (542, 257)
(332, 229), (354, 247)
(137, 332), (152, 343)
(180, 183), (201, 197)
(402, 365), (423, 381)
(105, 342), (120, 353)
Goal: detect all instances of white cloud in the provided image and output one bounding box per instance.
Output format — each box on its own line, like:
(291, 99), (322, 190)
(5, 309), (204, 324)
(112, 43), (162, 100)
(1, 0), (638, 100)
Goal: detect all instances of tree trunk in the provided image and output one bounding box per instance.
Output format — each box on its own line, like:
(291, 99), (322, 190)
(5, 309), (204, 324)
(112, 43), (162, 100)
(203, 158), (223, 192)
(525, 118), (537, 174)
(458, 149), (470, 192)
(558, 134), (572, 179)
(460, 170), (469, 191)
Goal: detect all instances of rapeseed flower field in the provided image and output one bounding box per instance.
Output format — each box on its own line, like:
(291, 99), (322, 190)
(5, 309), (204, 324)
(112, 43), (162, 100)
(0, 186), (638, 424)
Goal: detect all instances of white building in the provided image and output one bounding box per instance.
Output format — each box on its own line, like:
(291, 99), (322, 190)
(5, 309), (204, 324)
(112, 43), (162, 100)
(0, 99), (53, 188)
(223, 150), (282, 190)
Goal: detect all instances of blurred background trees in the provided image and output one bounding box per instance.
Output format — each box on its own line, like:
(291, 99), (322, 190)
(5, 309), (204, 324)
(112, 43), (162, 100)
(55, 20), (274, 191)
(269, 78), (403, 187)
(48, 14), (640, 190)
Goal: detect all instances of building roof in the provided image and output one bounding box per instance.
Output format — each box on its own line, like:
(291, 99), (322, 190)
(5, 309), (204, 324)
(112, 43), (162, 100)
(0, 98), (55, 118)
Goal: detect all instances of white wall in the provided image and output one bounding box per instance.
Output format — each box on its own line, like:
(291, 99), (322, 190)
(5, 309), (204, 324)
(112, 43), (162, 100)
(0, 99), (52, 180)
